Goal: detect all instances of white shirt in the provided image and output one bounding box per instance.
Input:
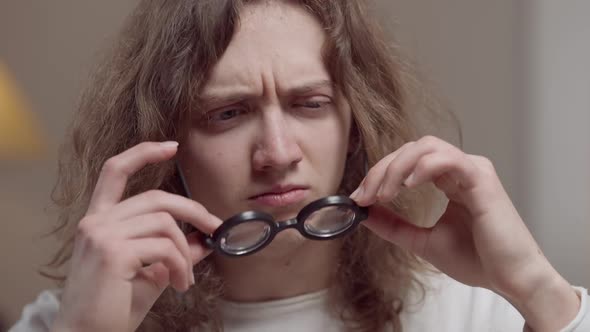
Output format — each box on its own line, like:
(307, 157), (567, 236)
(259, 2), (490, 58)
(9, 273), (590, 331)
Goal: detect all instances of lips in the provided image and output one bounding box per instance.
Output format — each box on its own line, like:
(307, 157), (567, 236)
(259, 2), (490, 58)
(249, 185), (309, 207)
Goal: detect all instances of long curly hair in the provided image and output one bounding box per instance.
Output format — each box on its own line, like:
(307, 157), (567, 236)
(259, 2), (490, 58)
(45, 0), (459, 331)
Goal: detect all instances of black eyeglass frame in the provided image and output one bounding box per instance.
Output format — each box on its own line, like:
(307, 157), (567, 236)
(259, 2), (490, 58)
(174, 161), (368, 257)
(205, 195), (368, 256)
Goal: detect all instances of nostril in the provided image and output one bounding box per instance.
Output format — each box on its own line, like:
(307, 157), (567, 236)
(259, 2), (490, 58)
(252, 144), (303, 171)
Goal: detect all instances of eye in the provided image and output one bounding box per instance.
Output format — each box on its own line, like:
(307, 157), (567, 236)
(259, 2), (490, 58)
(205, 107), (248, 123)
(300, 101), (323, 108)
(213, 109), (245, 121)
(293, 96), (332, 110)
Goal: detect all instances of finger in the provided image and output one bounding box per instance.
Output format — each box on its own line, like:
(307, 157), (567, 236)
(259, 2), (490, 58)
(433, 174), (462, 199)
(362, 204), (432, 257)
(351, 142), (414, 205)
(128, 237), (191, 291)
(187, 231), (213, 264)
(356, 139), (432, 206)
(464, 154), (512, 217)
(117, 212), (193, 277)
(373, 142), (433, 204)
(403, 150), (479, 196)
(109, 190), (222, 234)
(88, 141), (179, 215)
(135, 262), (170, 293)
(370, 136), (474, 204)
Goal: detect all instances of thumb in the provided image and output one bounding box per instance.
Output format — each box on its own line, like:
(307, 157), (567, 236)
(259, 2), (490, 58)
(363, 204), (432, 256)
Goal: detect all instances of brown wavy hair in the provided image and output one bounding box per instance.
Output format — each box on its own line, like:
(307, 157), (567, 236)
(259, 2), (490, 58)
(45, 0), (459, 331)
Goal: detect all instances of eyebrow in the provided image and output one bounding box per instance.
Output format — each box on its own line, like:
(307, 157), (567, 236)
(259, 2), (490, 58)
(198, 89), (255, 108)
(199, 79), (334, 108)
(283, 79), (334, 96)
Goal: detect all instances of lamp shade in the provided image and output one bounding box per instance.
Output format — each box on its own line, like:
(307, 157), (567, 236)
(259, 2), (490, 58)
(0, 62), (45, 159)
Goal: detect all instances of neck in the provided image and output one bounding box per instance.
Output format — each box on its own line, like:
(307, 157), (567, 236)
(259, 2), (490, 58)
(214, 237), (343, 302)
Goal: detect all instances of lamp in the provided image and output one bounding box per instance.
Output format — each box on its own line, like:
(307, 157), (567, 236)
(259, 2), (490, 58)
(0, 62), (46, 160)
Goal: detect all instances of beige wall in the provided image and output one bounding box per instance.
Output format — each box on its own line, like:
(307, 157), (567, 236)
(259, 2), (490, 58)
(1, 0), (588, 327)
(373, 0), (590, 287)
(0, 0), (140, 325)
(522, 0), (590, 288)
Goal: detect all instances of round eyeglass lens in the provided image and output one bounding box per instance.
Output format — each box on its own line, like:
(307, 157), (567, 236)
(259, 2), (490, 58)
(220, 220), (271, 255)
(303, 205), (356, 237)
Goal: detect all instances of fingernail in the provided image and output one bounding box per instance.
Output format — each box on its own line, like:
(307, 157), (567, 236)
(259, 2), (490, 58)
(376, 186), (386, 202)
(161, 141), (179, 149)
(404, 173), (415, 187)
(187, 264), (195, 285)
(351, 186), (363, 200)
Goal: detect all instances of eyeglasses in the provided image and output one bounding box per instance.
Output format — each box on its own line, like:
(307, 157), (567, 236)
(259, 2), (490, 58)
(203, 195), (368, 256)
(175, 163), (368, 257)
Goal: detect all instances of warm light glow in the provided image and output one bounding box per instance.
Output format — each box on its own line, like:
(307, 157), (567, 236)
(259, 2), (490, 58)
(0, 62), (46, 159)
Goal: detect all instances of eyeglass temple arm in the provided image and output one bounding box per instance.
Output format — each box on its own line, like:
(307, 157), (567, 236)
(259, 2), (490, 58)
(174, 160), (216, 248)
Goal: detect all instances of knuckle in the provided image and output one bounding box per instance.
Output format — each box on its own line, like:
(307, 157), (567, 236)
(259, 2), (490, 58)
(365, 164), (380, 179)
(375, 189), (389, 202)
(384, 159), (402, 179)
(97, 245), (123, 267)
(97, 242), (120, 260)
(76, 220), (110, 250)
(77, 216), (98, 238)
(435, 153), (455, 169)
(154, 211), (173, 221)
(161, 239), (177, 253)
(444, 144), (460, 157)
(75, 218), (125, 268)
(414, 158), (431, 174)
(101, 157), (125, 176)
(468, 156), (499, 188)
(144, 189), (167, 202)
(472, 155), (496, 173)
(157, 212), (178, 230)
(162, 242), (184, 266)
(420, 135), (440, 147)
(480, 157), (496, 171)
(86, 231), (117, 258)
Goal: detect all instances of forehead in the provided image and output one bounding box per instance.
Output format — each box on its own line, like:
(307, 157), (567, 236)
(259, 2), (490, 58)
(202, 1), (329, 94)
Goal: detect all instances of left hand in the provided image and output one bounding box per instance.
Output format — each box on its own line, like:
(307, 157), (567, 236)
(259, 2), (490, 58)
(351, 135), (579, 330)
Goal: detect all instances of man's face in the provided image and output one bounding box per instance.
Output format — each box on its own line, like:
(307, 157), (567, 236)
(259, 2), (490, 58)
(180, 1), (352, 251)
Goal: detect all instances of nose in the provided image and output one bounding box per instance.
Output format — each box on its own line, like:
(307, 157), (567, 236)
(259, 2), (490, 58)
(252, 110), (303, 172)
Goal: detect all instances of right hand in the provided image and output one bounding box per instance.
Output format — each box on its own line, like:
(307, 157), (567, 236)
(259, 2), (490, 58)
(52, 141), (222, 332)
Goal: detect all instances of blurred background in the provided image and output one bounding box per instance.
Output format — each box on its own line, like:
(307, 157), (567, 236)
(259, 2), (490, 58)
(0, 0), (588, 328)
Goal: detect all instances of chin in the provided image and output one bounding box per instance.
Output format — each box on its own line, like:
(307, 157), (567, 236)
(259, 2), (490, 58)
(251, 230), (309, 259)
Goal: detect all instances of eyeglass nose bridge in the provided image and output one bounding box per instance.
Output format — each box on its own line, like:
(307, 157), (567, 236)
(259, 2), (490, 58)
(274, 218), (299, 232)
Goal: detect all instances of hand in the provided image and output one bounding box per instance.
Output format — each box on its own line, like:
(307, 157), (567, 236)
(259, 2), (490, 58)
(351, 136), (580, 331)
(52, 141), (222, 332)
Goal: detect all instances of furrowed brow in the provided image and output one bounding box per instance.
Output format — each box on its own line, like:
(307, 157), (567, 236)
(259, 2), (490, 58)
(199, 90), (257, 108)
(199, 79), (334, 108)
(283, 79), (334, 96)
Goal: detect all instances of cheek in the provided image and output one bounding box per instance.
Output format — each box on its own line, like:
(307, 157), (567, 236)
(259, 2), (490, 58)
(180, 134), (248, 202)
(327, 101), (353, 181)
(329, 102), (353, 160)
(302, 109), (351, 178)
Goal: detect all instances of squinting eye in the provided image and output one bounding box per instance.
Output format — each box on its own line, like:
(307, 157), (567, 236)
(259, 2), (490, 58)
(301, 101), (323, 108)
(294, 97), (331, 109)
(207, 108), (247, 122)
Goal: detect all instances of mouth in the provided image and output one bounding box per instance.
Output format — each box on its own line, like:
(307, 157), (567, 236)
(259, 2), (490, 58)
(249, 185), (309, 207)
